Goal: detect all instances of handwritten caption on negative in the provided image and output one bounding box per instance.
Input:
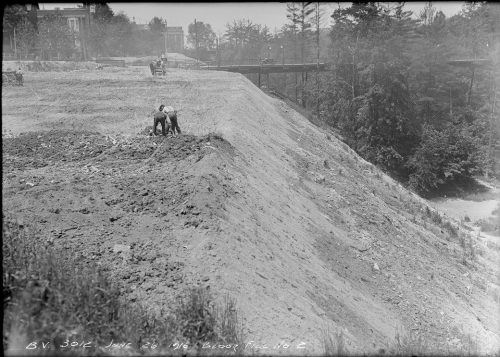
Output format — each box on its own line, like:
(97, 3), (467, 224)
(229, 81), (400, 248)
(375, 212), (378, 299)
(25, 339), (308, 352)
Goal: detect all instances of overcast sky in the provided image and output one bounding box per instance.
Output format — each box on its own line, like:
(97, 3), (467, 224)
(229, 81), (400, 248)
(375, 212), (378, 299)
(40, 2), (465, 36)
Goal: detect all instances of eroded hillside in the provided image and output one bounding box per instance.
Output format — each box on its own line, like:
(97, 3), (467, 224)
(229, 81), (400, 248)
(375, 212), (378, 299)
(2, 66), (499, 355)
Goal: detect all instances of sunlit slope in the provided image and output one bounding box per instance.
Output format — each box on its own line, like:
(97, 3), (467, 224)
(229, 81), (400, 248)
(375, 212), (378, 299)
(2, 67), (498, 354)
(175, 70), (499, 355)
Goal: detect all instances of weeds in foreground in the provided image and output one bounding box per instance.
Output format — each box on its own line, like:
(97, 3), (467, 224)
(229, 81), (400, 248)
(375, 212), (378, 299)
(3, 214), (243, 355)
(424, 207), (458, 238)
(321, 327), (484, 355)
(394, 328), (429, 355)
(322, 327), (347, 356)
(393, 327), (481, 356)
(460, 233), (478, 267)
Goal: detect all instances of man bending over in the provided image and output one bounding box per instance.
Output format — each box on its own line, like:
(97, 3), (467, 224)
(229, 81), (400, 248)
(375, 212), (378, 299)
(153, 104), (171, 136)
(163, 106), (181, 135)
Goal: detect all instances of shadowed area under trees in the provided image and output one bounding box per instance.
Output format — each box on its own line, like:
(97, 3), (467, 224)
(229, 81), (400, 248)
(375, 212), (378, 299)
(194, 2), (499, 195)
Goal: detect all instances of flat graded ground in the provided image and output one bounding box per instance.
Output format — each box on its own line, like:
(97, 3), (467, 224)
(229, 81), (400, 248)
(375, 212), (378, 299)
(2, 66), (500, 355)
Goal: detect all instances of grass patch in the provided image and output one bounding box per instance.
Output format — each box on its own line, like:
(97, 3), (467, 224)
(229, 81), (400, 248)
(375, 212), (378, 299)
(322, 327), (348, 356)
(424, 207), (459, 238)
(460, 233), (478, 267)
(392, 328), (481, 356)
(3, 214), (243, 355)
(394, 328), (430, 356)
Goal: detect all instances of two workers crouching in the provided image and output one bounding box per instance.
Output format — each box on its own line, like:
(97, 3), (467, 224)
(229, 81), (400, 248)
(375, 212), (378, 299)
(152, 105), (181, 137)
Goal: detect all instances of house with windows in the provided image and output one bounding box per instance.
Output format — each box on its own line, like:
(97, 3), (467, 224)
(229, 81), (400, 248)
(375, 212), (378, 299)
(3, 4), (94, 60)
(166, 27), (184, 52)
(36, 5), (93, 60)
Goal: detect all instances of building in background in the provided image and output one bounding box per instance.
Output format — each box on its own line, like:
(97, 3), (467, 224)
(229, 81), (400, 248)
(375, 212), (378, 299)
(36, 5), (93, 60)
(134, 23), (150, 31)
(165, 27), (184, 53)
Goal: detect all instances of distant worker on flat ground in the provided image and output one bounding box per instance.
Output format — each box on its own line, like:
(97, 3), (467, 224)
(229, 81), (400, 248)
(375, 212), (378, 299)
(153, 104), (171, 136)
(161, 53), (167, 75)
(15, 67), (23, 86)
(163, 106), (181, 135)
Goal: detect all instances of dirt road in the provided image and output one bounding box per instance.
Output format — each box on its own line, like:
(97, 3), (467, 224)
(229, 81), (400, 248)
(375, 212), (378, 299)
(2, 66), (499, 354)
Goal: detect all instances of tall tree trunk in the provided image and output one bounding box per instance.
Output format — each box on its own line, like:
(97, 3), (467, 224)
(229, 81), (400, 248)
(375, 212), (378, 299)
(351, 35), (359, 100)
(294, 29), (298, 102)
(467, 67), (475, 105)
(486, 81), (497, 178)
(316, 2), (320, 120)
(301, 12), (305, 107)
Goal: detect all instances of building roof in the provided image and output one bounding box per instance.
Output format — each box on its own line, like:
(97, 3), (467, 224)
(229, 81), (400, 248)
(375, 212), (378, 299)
(36, 8), (90, 18)
(166, 27), (184, 34)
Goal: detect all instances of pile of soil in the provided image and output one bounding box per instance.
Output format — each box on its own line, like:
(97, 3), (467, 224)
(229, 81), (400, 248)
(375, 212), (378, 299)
(3, 130), (223, 171)
(2, 129), (237, 312)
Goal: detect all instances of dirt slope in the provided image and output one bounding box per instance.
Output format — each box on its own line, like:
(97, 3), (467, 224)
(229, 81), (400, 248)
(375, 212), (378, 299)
(2, 66), (500, 355)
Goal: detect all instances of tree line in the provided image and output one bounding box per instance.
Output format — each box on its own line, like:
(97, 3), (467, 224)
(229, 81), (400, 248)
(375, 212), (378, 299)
(3, 3), (179, 59)
(312, 2), (499, 194)
(193, 2), (499, 195)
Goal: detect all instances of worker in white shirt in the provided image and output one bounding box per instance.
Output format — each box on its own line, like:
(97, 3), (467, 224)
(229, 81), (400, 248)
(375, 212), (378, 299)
(163, 106), (181, 135)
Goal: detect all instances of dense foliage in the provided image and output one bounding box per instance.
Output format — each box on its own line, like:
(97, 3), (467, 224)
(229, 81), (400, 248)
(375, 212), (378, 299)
(3, 3), (170, 59)
(230, 1), (499, 194)
(319, 2), (499, 193)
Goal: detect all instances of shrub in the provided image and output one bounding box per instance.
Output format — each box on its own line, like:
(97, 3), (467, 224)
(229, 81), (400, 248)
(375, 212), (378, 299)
(408, 123), (487, 194)
(392, 328), (479, 356)
(322, 327), (347, 356)
(394, 328), (429, 355)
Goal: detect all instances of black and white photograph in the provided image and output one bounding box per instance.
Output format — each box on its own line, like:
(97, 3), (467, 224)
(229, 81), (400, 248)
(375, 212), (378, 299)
(2, 1), (500, 356)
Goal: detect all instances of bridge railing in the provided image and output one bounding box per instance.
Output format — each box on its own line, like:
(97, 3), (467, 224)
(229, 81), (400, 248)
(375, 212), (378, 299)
(202, 58), (331, 68)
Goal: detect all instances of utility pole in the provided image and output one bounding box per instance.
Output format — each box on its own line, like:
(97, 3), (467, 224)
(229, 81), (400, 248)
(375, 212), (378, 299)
(13, 27), (17, 59)
(216, 36), (220, 67)
(316, 2), (320, 121)
(294, 28), (298, 102)
(267, 46), (271, 88)
(486, 80), (497, 178)
(165, 20), (168, 58)
(281, 44), (286, 92)
(194, 18), (199, 63)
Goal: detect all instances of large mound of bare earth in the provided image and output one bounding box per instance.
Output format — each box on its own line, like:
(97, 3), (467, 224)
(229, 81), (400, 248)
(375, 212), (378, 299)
(2, 65), (499, 355)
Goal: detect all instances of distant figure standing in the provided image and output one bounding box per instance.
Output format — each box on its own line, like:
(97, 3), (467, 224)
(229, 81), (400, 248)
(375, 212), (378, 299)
(149, 61), (155, 75)
(164, 106), (181, 135)
(15, 67), (23, 86)
(153, 104), (171, 136)
(161, 54), (167, 74)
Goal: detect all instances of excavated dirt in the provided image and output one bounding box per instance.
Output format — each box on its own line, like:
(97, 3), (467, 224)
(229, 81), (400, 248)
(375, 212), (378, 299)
(3, 129), (237, 313)
(2, 67), (499, 355)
